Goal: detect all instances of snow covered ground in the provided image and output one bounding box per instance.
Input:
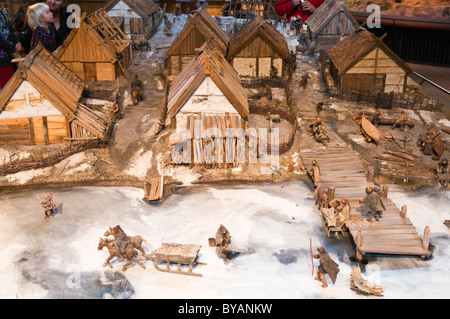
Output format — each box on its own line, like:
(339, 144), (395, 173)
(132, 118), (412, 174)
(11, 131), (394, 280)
(0, 182), (448, 299)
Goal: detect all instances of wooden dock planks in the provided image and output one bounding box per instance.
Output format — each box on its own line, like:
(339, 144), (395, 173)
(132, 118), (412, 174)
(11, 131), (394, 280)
(300, 147), (431, 259)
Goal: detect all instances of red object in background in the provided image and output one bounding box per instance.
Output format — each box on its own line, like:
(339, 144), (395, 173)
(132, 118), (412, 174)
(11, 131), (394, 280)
(275, 0), (325, 22)
(0, 65), (15, 90)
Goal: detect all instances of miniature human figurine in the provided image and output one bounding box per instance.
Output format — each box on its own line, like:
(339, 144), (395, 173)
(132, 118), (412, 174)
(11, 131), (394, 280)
(422, 135), (434, 156)
(393, 110), (409, 132)
(372, 110), (382, 127)
(316, 100), (324, 114)
(270, 65), (279, 79)
(314, 126), (330, 145)
(309, 117), (322, 132)
(293, 17), (302, 35)
(174, 3), (182, 16)
(163, 23), (173, 37)
(131, 74), (144, 105)
(437, 158), (448, 174)
(300, 73), (310, 89)
(360, 187), (385, 222)
(265, 84), (273, 100)
(215, 224), (231, 249)
(311, 247), (340, 288)
(39, 193), (56, 219)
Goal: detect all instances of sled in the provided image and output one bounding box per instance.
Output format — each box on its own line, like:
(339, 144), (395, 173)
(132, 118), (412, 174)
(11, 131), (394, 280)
(320, 207), (347, 237)
(149, 243), (206, 277)
(360, 114), (381, 144)
(143, 176), (164, 202)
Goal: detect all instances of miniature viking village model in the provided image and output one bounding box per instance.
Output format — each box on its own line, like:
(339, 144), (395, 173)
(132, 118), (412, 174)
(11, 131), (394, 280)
(0, 0), (448, 300)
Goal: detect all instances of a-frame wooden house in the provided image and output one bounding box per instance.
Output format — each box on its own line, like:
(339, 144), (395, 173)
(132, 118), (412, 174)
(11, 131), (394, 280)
(227, 16), (289, 78)
(55, 9), (132, 82)
(0, 44), (107, 145)
(327, 28), (413, 94)
(305, 0), (360, 50)
(165, 4), (230, 76)
(104, 0), (163, 39)
(167, 45), (249, 133)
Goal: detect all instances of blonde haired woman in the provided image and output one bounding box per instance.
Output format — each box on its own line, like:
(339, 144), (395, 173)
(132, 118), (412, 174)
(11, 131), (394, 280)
(27, 3), (57, 52)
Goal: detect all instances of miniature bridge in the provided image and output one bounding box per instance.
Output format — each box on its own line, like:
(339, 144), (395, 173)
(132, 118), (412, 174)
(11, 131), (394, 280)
(300, 146), (431, 260)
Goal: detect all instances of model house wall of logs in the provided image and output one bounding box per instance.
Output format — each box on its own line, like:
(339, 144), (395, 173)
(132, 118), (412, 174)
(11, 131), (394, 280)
(327, 28), (413, 94)
(104, 0), (163, 39)
(0, 45), (107, 145)
(227, 16), (289, 78)
(165, 5), (230, 76)
(55, 9), (132, 82)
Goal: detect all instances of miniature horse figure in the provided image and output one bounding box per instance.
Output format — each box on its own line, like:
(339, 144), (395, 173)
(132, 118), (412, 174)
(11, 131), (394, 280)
(104, 225), (148, 256)
(97, 237), (146, 271)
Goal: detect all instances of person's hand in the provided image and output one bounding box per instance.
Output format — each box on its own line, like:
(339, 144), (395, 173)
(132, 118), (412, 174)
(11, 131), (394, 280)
(302, 1), (316, 12)
(15, 42), (24, 53)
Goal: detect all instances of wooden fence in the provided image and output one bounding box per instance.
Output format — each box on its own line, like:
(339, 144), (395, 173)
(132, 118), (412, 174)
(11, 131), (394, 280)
(0, 138), (108, 177)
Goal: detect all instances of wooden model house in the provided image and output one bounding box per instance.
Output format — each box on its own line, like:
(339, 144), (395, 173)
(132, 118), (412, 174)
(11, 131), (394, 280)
(327, 29), (413, 94)
(227, 16), (289, 78)
(104, 0), (163, 39)
(167, 46), (249, 133)
(0, 44), (107, 145)
(165, 5), (230, 76)
(305, 0), (360, 50)
(55, 9), (132, 82)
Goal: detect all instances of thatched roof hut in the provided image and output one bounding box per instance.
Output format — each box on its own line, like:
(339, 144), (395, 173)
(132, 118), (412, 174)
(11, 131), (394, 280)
(327, 28), (413, 93)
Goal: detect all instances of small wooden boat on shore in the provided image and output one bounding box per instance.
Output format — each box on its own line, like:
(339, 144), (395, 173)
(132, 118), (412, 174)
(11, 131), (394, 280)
(360, 114), (381, 144)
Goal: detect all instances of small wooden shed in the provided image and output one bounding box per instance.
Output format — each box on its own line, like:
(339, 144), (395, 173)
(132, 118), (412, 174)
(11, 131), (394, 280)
(0, 44), (106, 145)
(167, 46), (249, 133)
(227, 16), (289, 78)
(55, 9), (132, 82)
(327, 28), (413, 94)
(165, 5), (230, 76)
(104, 0), (163, 38)
(305, 0), (359, 50)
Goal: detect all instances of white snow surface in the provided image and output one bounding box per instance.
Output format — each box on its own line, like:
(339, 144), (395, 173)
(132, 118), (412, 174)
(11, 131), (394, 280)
(0, 182), (449, 299)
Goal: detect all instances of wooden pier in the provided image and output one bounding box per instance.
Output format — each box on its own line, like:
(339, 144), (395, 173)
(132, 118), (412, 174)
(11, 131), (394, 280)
(300, 146), (431, 260)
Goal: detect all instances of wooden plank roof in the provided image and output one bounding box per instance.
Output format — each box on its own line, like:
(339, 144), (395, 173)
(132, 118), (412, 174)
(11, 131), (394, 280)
(55, 9), (131, 63)
(327, 28), (413, 76)
(104, 0), (161, 18)
(165, 6), (230, 58)
(305, 0), (359, 38)
(0, 44), (85, 121)
(167, 45), (249, 120)
(228, 16), (289, 60)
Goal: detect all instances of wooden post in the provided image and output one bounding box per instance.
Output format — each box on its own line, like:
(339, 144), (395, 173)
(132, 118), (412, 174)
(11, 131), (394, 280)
(400, 205), (407, 218)
(367, 166), (374, 183)
(356, 230), (363, 261)
(399, 205), (407, 218)
(327, 187), (335, 202)
(381, 185), (388, 198)
(422, 226), (430, 251)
